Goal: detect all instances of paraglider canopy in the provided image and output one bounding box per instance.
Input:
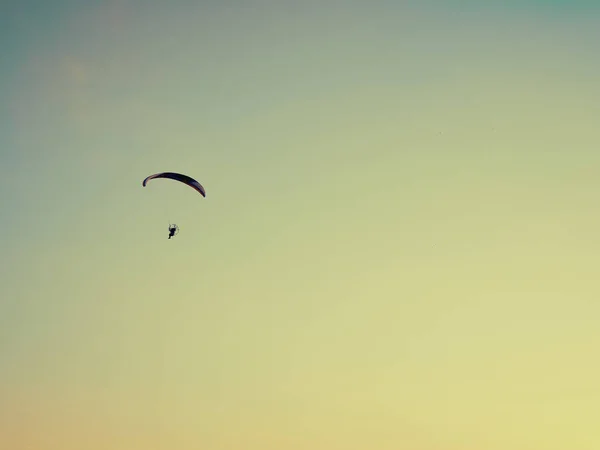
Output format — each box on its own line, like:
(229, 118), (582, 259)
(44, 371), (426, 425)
(142, 172), (206, 197)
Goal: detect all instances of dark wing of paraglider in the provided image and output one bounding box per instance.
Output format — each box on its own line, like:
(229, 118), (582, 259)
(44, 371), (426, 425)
(142, 172), (206, 197)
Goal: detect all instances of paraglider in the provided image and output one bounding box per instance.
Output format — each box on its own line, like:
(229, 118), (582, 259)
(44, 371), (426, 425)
(142, 172), (206, 197)
(168, 223), (179, 239)
(142, 171), (205, 239)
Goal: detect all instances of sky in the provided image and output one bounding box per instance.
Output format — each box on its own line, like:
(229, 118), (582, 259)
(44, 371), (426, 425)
(1, 1), (600, 449)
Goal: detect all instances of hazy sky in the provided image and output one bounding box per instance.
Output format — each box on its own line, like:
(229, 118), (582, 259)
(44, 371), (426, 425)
(2, 1), (600, 449)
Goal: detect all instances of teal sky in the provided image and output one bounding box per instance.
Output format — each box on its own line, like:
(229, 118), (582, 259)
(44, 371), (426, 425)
(2, 1), (600, 449)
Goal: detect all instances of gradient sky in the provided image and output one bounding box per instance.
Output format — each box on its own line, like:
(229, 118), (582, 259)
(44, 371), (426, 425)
(2, 1), (600, 449)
